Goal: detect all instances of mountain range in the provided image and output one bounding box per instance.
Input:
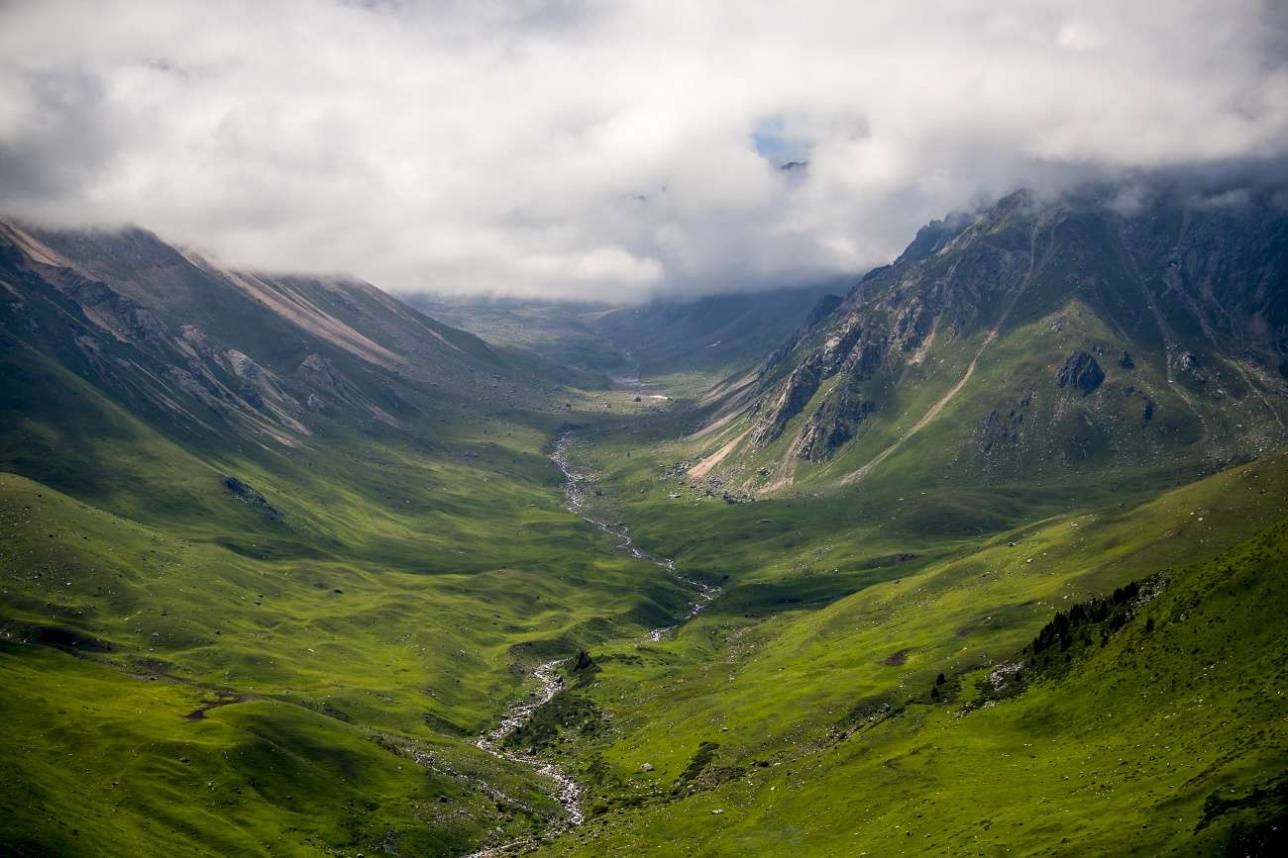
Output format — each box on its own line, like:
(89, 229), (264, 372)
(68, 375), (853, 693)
(2, 177), (1286, 856)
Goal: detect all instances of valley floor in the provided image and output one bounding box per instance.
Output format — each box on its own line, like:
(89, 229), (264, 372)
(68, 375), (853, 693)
(514, 434), (1288, 857)
(3, 391), (1287, 857)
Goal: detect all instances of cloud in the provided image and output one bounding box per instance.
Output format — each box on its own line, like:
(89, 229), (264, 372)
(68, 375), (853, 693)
(0, 0), (1285, 299)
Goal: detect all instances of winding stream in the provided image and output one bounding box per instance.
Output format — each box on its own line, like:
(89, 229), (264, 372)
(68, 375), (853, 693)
(462, 430), (720, 856)
(552, 431), (721, 638)
(462, 660), (583, 858)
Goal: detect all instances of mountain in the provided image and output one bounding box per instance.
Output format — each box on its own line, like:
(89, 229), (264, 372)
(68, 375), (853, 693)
(405, 294), (632, 388)
(512, 182), (1288, 856)
(588, 285), (844, 387)
(0, 220), (691, 855)
(0, 221), (552, 453)
(3, 183), (1288, 858)
(680, 185), (1288, 497)
(409, 285), (839, 395)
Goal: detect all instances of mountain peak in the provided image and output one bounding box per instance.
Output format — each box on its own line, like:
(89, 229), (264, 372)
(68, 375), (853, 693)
(689, 183), (1288, 493)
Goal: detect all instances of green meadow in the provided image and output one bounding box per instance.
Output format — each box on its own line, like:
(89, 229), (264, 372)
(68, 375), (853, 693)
(3, 281), (1286, 856)
(524, 439), (1288, 856)
(0, 352), (687, 854)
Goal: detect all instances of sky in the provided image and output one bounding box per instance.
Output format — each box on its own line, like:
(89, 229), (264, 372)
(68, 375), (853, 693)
(1, 0), (1286, 300)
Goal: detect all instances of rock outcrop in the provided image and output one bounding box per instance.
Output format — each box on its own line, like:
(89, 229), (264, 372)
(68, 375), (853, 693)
(1056, 351), (1105, 393)
(796, 390), (876, 461)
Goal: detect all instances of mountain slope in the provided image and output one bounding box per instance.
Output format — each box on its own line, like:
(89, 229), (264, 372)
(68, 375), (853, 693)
(682, 186), (1288, 497)
(1, 221), (545, 452)
(3, 182), (1286, 857)
(539, 451), (1288, 855)
(588, 285), (843, 390)
(0, 221), (693, 855)
(503, 181), (1288, 855)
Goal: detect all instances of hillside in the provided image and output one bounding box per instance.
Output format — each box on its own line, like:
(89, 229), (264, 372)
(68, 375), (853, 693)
(2, 184), (1287, 857)
(673, 186), (1288, 499)
(0, 221), (688, 854)
(0, 221), (552, 452)
(535, 449), (1288, 855)
(494, 182), (1288, 856)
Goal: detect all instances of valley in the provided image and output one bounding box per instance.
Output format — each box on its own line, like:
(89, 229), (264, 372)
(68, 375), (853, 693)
(4, 3), (1286, 854)
(465, 428), (721, 857)
(2, 181), (1287, 857)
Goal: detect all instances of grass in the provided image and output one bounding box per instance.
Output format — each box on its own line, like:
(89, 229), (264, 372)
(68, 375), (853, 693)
(0, 345), (692, 853)
(0, 645), (539, 857)
(518, 442), (1288, 856)
(3, 286), (1286, 854)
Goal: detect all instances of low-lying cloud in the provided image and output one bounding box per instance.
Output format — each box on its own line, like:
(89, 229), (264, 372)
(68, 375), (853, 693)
(1, 1), (1285, 299)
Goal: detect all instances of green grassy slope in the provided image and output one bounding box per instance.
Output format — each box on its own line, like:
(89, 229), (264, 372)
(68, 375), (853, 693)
(679, 188), (1288, 501)
(0, 393), (696, 854)
(0, 223), (697, 855)
(520, 445), (1288, 856)
(3, 201), (1285, 857)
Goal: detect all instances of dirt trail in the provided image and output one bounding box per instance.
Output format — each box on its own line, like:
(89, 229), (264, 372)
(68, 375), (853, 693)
(840, 323), (1002, 486)
(688, 428), (749, 478)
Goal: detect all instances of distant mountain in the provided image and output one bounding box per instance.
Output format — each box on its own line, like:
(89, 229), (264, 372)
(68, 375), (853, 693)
(684, 184), (1288, 494)
(590, 285), (842, 383)
(410, 284), (841, 393)
(406, 294), (630, 388)
(0, 221), (553, 464)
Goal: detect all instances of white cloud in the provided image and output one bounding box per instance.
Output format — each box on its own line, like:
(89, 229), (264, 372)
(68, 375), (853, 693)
(0, 0), (1285, 299)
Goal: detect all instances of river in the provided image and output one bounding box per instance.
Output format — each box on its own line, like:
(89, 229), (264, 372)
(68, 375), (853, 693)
(461, 430), (720, 856)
